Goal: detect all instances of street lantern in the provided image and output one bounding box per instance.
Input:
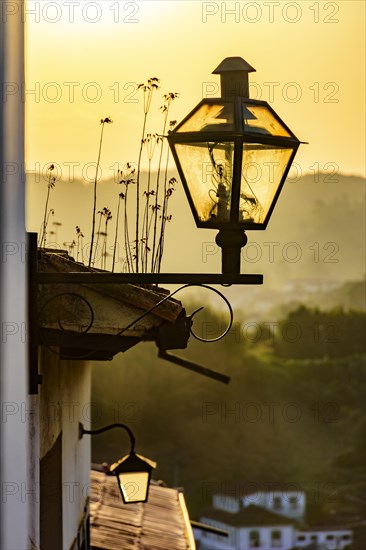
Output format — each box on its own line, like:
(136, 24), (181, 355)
(79, 422), (156, 504)
(168, 57), (302, 274)
(110, 451), (156, 504)
(30, 60), (303, 383)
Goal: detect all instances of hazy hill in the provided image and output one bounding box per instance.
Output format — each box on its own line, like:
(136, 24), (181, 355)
(27, 171), (365, 315)
(27, 173), (365, 269)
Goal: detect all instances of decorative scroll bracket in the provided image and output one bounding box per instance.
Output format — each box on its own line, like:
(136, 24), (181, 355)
(28, 231), (262, 393)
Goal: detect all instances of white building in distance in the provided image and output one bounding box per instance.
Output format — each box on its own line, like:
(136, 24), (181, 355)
(195, 484), (353, 550)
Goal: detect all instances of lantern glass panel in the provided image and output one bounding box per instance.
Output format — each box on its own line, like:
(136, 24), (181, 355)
(118, 471), (149, 503)
(243, 103), (291, 137)
(175, 141), (234, 224)
(239, 144), (293, 224)
(177, 103), (235, 133)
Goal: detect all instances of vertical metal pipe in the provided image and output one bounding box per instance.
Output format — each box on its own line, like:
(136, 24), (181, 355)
(212, 58), (255, 275)
(0, 2), (29, 548)
(28, 233), (39, 395)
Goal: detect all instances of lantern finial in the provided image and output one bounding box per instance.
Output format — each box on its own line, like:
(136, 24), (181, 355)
(213, 56), (256, 98)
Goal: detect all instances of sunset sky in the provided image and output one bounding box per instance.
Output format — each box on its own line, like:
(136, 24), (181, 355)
(25, 0), (365, 179)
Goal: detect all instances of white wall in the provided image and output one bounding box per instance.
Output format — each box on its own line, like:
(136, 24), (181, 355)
(38, 349), (91, 549)
(0, 1), (29, 548)
(211, 489), (306, 520)
(198, 522), (296, 550)
(242, 491), (306, 520)
(213, 494), (240, 513)
(199, 518), (237, 550)
(61, 359), (91, 549)
(238, 525), (294, 549)
(198, 523), (353, 550)
(295, 529), (353, 549)
(28, 394), (40, 547)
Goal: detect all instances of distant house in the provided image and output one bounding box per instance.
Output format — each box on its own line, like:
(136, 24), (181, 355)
(213, 484), (306, 521)
(198, 504), (297, 549)
(295, 527), (353, 550)
(195, 486), (353, 550)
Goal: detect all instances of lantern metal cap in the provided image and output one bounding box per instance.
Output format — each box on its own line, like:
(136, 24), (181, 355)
(110, 452), (157, 472)
(212, 57), (256, 98)
(212, 57), (256, 74)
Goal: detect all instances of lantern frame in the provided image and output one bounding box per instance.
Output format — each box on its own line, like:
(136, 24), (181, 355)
(110, 451), (156, 504)
(168, 96), (301, 231)
(79, 422), (156, 504)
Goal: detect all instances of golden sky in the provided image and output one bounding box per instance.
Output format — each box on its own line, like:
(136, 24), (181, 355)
(24, 0), (365, 286)
(25, 0), (365, 179)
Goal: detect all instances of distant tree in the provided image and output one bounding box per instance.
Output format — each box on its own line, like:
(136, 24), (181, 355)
(273, 306), (366, 359)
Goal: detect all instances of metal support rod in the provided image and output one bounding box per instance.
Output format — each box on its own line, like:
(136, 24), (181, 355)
(36, 271), (262, 285)
(158, 350), (230, 384)
(215, 229), (248, 275)
(79, 422), (136, 452)
(28, 232), (40, 394)
(190, 520), (229, 537)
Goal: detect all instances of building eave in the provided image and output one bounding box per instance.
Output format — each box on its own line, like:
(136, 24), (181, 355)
(37, 249), (187, 360)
